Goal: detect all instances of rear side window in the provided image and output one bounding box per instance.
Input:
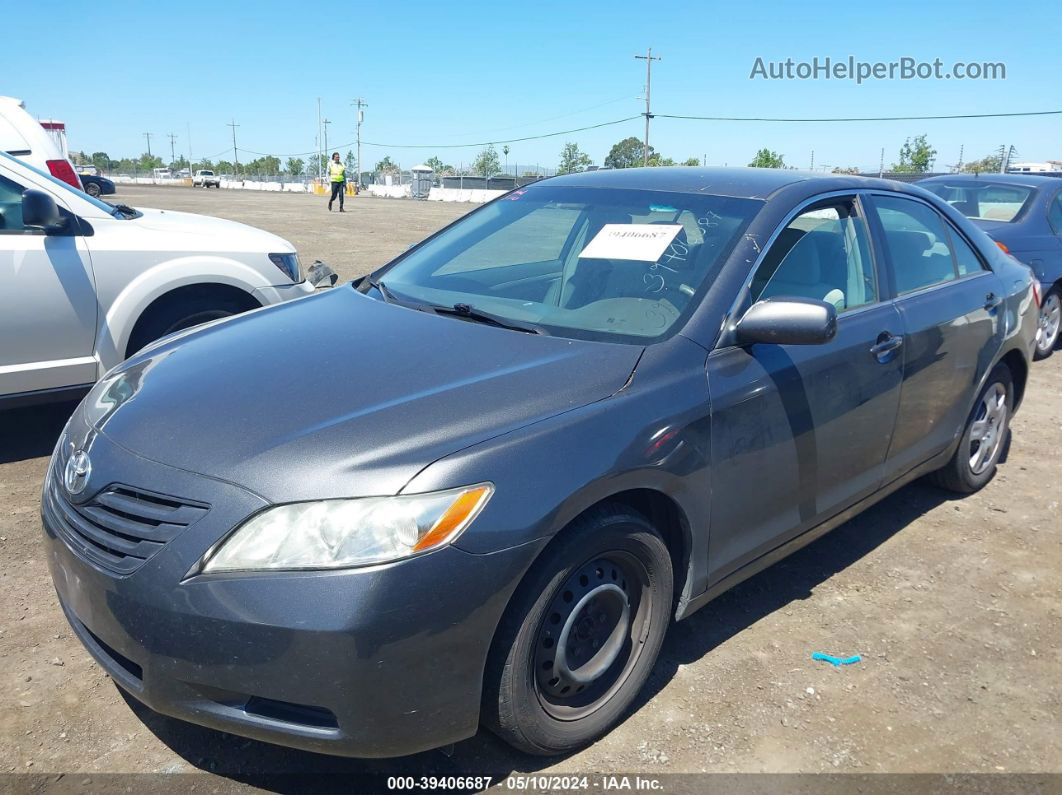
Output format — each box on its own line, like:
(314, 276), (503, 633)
(1050, 193), (1062, 235)
(949, 229), (986, 276)
(873, 196), (959, 294)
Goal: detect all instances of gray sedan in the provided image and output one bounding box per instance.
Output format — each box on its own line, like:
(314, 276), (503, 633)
(41, 168), (1038, 758)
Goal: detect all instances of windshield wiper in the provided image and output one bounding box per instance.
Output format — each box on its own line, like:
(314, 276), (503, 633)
(367, 276), (397, 303)
(426, 302), (547, 335)
(108, 203), (138, 218)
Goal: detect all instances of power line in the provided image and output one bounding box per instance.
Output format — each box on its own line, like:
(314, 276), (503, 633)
(224, 107), (1061, 160)
(655, 109), (1062, 122)
(235, 116), (640, 157)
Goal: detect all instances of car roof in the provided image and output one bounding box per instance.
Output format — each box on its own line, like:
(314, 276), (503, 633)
(919, 173), (1062, 189)
(542, 166), (921, 200)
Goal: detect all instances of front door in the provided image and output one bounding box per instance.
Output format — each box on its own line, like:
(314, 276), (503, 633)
(0, 169), (98, 397)
(706, 195), (903, 582)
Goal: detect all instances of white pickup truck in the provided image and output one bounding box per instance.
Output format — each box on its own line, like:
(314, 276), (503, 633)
(193, 169), (220, 188)
(0, 152), (336, 408)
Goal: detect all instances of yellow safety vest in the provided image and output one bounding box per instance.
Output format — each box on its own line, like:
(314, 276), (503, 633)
(329, 161), (346, 182)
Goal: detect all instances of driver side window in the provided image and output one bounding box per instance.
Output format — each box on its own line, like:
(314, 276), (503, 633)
(0, 174), (30, 233)
(751, 200), (877, 312)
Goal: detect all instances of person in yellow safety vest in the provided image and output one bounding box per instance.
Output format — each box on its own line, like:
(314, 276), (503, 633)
(327, 152), (346, 212)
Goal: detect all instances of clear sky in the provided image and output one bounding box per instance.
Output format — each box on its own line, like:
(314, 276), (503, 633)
(7, 0), (1060, 172)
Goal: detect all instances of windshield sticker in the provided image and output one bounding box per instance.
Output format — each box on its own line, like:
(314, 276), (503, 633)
(579, 224), (682, 261)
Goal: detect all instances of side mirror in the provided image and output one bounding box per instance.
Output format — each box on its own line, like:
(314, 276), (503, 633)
(21, 189), (64, 231)
(735, 297), (838, 346)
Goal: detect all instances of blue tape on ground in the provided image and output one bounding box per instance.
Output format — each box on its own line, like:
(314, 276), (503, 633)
(811, 652), (862, 666)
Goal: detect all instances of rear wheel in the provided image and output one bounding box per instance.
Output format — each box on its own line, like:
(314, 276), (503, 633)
(483, 505), (672, 755)
(930, 364), (1013, 493)
(1034, 288), (1061, 360)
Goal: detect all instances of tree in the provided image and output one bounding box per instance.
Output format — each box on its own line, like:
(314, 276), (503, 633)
(473, 144), (500, 177)
(286, 157), (304, 176)
(892, 134), (936, 173)
(375, 155), (399, 174)
(345, 150), (356, 175)
(138, 152), (163, 171)
(216, 160), (234, 174)
(962, 153), (1002, 174)
(682, 157), (701, 167)
(604, 136), (650, 169)
(748, 148), (786, 168)
(170, 155), (189, 172)
(558, 141), (592, 174)
(90, 152), (111, 172)
(647, 153), (676, 167)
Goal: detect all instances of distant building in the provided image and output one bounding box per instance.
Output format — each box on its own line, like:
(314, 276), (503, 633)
(1006, 161), (1062, 173)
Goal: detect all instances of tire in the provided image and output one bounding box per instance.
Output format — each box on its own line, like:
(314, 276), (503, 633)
(929, 364), (1013, 493)
(84, 182), (101, 197)
(126, 294), (249, 357)
(1034, 288), (1061, 361)
(482, 505), (673, 755)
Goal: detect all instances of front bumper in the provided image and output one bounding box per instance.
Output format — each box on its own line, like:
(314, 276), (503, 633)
(41, 430), (543, 757)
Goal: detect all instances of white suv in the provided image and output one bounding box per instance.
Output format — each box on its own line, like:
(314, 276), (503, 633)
(0, 152), (336, 407)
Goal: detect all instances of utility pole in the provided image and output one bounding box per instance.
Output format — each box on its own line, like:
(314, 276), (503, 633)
(323, 118), (331, 161)
(956, 144), (964, 173)
(634, 48), (660, 167)
(167, 133), (177, 168)
(186, 122), (193, 171)
(810, 150), (814, 171)
(352, 98), (367, 187)
(878, 147), (885, 178)
(143, 132), (153, 157)
(227, 119), (240, 177)
(317, 98), (322, 182)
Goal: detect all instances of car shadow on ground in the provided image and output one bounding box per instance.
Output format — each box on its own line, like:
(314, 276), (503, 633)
(120, 468), (979, 789)
(0, 400), (81, 464)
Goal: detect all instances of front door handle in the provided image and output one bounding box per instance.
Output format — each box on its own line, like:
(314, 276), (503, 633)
(984, 292), (1003, 311)
(870, 332), (904, 362)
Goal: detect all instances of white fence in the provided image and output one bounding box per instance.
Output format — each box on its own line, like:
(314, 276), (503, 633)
(109, 174), (508, 202)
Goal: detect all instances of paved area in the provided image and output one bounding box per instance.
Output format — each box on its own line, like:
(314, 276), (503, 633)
(1, 186), (1059, 783)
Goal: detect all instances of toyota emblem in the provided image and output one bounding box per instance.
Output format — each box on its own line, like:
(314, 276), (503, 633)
(64, 450), (92, 495)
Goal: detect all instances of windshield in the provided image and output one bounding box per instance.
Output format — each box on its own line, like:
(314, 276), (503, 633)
(922, 181), (1034, 223)
(376, 185), (761, 344)
(0, 151), (117, 215)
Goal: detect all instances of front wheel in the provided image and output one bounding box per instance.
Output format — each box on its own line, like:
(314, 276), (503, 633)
(1034, 288), (1061, 361)
(482, 505), (673, 755)
(929, 364), (1013, 493)
(84, 182), (101, 197)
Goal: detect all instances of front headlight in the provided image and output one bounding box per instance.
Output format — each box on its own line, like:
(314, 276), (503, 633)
(268, 252), (302, 282)
(200, 483), (493, 573)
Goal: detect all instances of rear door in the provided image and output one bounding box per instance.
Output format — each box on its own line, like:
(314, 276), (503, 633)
(706, 194), (904, 580)
(865, 193), (1006, 479)
(0, 166), (98, 398)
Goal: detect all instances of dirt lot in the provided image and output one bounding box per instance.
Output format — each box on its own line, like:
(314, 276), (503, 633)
(1, 186), (1060, 784)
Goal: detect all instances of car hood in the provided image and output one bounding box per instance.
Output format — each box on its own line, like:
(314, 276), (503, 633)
(87, 287), (642, 502)
(130, 207), (294, 252)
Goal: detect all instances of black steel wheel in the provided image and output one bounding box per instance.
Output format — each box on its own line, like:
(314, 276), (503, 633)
(483, 504), (673, 755)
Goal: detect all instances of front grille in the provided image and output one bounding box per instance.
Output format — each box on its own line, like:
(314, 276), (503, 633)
(45, 459), (209, 575)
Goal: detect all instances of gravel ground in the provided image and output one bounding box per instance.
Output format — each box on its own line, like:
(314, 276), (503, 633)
(1, 186), (1059, 785)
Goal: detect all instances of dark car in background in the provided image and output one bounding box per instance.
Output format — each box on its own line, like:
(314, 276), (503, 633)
(75, 169), (116, 198)
(42, 168), (1037, 759)
(920, 173), (1062, 358)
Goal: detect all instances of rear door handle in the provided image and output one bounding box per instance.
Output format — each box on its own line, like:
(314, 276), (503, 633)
(870, 332), (904, 361)
(985, 292), (1003, 310)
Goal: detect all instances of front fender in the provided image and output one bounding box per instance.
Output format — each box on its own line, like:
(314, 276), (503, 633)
(401, 336), (713, 601)
(95, 255), (273, 372)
